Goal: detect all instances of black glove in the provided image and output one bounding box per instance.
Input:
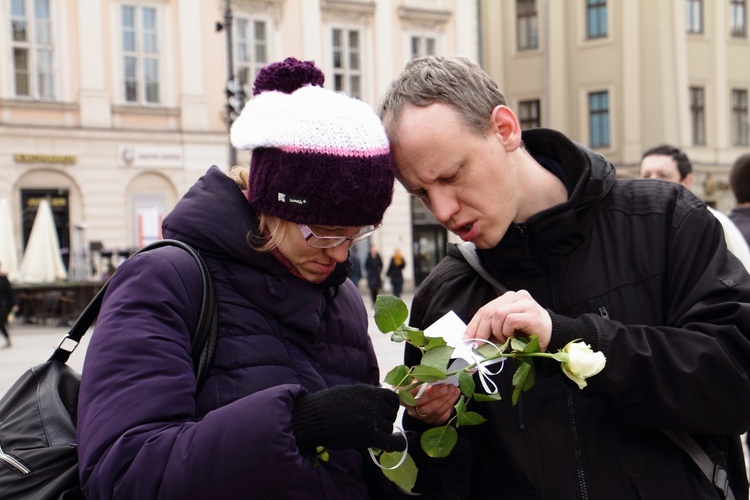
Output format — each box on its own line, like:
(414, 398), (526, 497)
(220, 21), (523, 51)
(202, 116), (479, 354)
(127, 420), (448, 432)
(292, 384), (405, 452)
(411, 433), (471, 499)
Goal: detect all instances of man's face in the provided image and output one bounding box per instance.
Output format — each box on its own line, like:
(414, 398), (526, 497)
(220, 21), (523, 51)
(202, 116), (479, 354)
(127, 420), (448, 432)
(390, 103), (520, 249)
(640, 154), (689, 187)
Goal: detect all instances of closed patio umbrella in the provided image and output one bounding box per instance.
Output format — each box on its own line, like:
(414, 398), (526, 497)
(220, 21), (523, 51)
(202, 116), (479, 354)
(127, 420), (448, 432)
(19, 198), (67, 283)
(0, 198), (20, 282)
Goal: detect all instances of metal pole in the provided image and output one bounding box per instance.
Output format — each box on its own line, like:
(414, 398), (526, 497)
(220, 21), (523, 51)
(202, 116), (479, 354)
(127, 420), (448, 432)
(224, 0), (237, 167)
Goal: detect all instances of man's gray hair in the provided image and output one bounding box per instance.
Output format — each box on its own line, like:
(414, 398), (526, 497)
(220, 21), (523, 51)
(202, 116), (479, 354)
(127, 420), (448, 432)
(378, 56), (507, 143)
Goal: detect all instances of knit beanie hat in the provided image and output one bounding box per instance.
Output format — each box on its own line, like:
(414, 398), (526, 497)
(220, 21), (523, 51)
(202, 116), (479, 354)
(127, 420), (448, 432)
(230, 57), (395, 227)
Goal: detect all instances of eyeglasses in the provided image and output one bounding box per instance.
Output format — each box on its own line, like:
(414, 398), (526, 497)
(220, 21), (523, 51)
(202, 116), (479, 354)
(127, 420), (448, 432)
(297, 223), (381, 249)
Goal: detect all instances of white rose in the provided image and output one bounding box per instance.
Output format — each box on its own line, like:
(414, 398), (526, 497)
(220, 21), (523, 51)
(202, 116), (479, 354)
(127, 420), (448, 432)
(561, 341), (606, 389)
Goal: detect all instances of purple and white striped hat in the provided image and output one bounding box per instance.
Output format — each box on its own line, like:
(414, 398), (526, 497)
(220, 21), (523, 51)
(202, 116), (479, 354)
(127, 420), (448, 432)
(230, 57), (395, 227)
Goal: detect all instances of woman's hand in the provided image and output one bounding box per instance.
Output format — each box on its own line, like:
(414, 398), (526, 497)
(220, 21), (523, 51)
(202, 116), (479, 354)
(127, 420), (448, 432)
(403, 383), (460, 425)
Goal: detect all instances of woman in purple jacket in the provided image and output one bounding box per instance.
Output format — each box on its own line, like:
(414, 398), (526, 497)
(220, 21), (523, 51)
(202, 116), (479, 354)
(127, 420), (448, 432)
(76, 59), (403, 498)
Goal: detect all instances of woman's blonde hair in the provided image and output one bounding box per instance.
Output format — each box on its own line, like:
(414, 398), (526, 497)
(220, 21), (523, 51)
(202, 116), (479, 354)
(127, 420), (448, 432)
(230, 166), (288, 252)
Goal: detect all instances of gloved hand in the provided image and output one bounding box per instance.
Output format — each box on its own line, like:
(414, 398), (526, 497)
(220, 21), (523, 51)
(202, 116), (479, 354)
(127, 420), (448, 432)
(292, 384), (404, 452)
(411, 433), (471, 499)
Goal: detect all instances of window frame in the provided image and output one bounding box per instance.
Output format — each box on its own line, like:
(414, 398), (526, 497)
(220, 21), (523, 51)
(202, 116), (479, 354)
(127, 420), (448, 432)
(330, 26), (363, 99)
(686, 0), (703, 34)
(9, 0), (57, 100)
(116, 2), (164, 106)
(732, 88), (749, 147)
(516, 0), (539, 51)
(233, 14), (271, 91)
(689, 86), (706, 146)
(588, 90), (610, 149)
(585, 0), (608, 40)
(409, 33), (438, 60)
(731, 0), (747, 37)
(518, 99), (541, 130)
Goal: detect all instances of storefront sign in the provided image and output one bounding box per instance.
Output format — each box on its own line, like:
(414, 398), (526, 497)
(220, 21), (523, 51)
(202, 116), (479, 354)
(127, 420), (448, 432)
(13, 154), (77, 165)
(118, 145), (183, 168)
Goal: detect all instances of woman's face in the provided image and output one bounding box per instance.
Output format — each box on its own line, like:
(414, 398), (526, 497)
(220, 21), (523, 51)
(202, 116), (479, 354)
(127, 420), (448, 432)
(274, 220), (361, 283)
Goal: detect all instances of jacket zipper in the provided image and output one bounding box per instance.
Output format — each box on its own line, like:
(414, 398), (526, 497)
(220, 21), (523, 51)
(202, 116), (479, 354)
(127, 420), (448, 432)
(566, 387), (589, 499)
(0, 443), (31, 475)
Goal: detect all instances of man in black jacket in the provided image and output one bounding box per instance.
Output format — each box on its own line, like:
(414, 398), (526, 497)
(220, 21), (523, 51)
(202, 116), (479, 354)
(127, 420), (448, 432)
(378, 56), (750, 499)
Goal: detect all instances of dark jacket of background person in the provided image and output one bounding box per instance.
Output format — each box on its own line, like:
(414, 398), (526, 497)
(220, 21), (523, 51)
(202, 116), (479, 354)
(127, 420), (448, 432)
(365, 249), (383, 295)
(349, 251), (362, 286)
(386, 251), (406, 297)
(405, 129), (750, 499)
(76, 167), (387, 499)
(0, 273), (15, 317)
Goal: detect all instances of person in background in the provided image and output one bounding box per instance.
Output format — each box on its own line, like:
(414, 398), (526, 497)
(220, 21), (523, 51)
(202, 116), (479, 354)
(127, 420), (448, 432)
(386, 248), (406, 298)
(348, 249), (362, 289)
(640, 144), (750, 272)
(728, 151), (750, 478)
(378, 55), (750, 499)
(730, 153), (750, 243)
(365, 244), (383, 307)
(0, 261), (17, 348)
(77, 58), (407, 498)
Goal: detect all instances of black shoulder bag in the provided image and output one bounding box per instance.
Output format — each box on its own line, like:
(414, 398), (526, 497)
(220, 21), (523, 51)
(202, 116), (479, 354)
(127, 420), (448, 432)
(0, 239), (218, 500)
(456, 241), (736, 500)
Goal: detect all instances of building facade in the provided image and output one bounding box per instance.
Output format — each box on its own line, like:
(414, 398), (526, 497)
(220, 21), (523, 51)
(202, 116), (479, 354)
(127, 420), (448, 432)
(0, 0), (478, 287)
(480, 0), (750, 211)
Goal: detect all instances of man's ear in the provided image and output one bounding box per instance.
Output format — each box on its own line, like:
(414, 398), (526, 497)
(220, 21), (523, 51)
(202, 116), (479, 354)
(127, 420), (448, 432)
(490, 105), (523, 152)
(682, 172), (694, 189)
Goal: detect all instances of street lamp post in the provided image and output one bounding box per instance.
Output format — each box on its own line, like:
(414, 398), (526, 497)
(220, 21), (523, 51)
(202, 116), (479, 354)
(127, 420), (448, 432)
(224, 0), (237, 167)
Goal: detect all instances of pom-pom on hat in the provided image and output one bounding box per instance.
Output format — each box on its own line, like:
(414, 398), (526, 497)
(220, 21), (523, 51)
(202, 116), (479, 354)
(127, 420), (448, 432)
(230, 57), (395, 227)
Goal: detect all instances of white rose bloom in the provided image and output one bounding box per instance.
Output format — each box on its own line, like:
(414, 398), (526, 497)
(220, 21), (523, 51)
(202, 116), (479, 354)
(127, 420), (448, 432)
(561, 341), (606, 389)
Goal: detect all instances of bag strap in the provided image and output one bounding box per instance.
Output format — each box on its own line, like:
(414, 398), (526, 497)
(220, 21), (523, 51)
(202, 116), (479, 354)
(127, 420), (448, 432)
(455, 242), (508, 295)
(662, 429), (736, 500)
(456, 242), (736, 499)
(48, 239), (218, 388)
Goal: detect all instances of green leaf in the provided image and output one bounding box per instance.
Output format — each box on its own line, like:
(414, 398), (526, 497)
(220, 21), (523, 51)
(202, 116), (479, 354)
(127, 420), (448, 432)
(522, 335), (541, 353)
(380, 451), (418, 493)
(384, 365), (413, 388)
(510, 337), (529, 352)
(454, 395), (467, 416)
(475, 342), (504, 359)
(421, 425), (458, 458)
(511, 359), (536, 405)
(424, 336), (449, 350)
(457, 371), (476, 398)
(457, 411), (488, 427)
(473, 392), (502, 402)
(411, 365), (448, 383)
(420, 345), (454, 371)
(390, 331), (407, 343)
(374, 295), (409, 333)
(399, 389), (417, 406)
(404, 328), (428, 347)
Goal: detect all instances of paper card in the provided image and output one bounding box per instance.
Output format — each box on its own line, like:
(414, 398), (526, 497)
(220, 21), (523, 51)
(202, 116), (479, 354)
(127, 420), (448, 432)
(421, 310), (504, 387)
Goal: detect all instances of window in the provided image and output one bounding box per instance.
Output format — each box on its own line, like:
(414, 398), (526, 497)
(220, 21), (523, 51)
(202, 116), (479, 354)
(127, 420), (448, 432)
(121, 4), (160, 104)
(731, 0), (747, 37)
(690, 87), (706, 146)
(235, 17), (268, 89)
(517, 0), (538, 50)
(589, 91), (610, 148)
(732, 89), (749, 147)
(10, 0), (55, 98)
(331, 28), (361, 99)
(410, 35), (437, 59)
(518, 100), (541, 129)
(686, 0), (703, 34)
(586, 0), (607, 39)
